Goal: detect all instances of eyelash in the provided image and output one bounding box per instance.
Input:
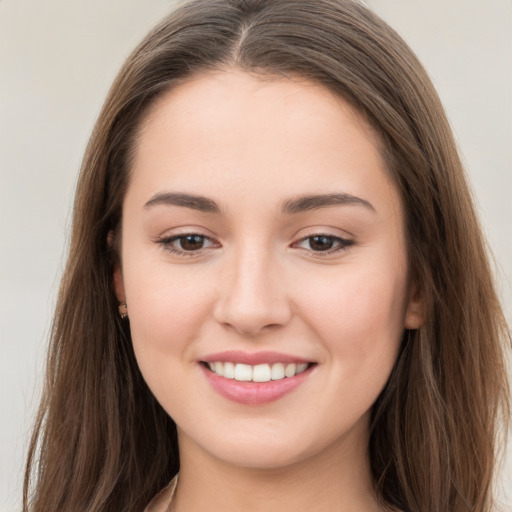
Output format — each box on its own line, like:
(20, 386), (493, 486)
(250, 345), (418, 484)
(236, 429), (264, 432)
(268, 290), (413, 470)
(155, 233), (354, 257)
(294, 234), (354, 254)
(155, 234), (219, 257)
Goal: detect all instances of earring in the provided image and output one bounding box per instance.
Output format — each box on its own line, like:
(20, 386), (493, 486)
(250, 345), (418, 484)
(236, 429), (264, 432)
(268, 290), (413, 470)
(118, 303), (128, 319)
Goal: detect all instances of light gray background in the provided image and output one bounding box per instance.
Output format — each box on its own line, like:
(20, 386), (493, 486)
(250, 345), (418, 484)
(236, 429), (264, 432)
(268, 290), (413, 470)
(1, 1), (510, 511)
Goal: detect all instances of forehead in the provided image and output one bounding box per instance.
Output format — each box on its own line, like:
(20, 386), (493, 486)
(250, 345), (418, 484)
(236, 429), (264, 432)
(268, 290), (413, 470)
(128, 69), (399, 220)
(138, 69), (379, 155)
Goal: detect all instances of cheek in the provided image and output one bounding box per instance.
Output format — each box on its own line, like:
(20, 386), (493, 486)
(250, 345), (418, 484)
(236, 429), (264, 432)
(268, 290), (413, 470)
(124, 264), (218, 418)
(298, 262), (407, 370)
(123, 259), (214, 365)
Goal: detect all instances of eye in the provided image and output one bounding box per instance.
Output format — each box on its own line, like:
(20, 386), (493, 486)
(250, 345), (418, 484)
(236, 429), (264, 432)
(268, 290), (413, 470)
(176, 234), (209, 251)
(294, 234), (353, 254)
(156, 233), (219, 255)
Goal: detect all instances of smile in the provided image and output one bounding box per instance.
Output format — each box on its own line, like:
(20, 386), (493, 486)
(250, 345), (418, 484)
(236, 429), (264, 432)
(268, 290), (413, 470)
(204, 361), (310, 382)
(199, 352), (317, 405)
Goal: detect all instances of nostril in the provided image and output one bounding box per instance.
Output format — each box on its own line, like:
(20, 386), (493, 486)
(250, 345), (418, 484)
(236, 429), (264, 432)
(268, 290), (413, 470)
(212, 273), (293, 335)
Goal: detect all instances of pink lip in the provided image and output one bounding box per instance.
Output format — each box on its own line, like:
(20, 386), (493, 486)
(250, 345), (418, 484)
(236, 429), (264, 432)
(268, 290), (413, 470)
(200, 350), (312, 366)
(200, 363), (315, 405)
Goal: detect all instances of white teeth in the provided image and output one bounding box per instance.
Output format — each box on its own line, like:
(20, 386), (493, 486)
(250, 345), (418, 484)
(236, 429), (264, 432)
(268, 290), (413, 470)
(296, 363), (308, 374)
(253, 364), (272, 382)
(223, 361), (235, 379)
(234, 363), (252, 381)
(271, 363), (285, 380)
(284, 363), (296, 378)
(206, 361), (310, 381)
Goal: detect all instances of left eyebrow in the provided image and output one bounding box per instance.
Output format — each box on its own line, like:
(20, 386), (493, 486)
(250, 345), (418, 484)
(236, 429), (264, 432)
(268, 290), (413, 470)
(281, 193), (375, 214)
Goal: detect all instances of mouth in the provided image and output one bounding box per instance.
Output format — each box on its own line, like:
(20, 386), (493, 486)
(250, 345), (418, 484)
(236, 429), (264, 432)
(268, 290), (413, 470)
(200, 361), (314, 382)
(199, 351), (317, 405)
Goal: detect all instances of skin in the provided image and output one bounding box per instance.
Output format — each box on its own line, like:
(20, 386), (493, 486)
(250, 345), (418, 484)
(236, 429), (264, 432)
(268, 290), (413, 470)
(115, 69), (423, 511)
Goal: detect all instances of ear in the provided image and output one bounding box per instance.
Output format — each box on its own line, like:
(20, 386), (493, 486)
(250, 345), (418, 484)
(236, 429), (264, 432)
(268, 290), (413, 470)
(404, 282), (426, 329)
(113, 263), (126, 304)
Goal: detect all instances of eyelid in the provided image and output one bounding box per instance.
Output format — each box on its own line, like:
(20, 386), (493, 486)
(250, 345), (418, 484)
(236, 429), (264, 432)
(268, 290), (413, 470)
(155, 232), (221, 257)
(153, 228), (354, 257)
(292, 232), (354, 256)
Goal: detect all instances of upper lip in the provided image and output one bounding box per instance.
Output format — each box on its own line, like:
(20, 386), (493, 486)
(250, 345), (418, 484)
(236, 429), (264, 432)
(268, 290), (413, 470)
(200, 350), (313, 366)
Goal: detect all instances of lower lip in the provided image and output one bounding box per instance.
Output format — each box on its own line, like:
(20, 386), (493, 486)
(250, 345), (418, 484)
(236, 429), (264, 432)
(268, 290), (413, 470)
(200, 364), (314, 405)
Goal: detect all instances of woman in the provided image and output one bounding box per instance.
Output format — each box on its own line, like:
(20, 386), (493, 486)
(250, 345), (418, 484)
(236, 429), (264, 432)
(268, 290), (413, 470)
(23, 0), (510, 511)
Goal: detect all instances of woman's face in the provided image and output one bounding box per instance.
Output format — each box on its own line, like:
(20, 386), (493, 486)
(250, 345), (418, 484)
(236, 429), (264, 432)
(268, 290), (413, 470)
(116, 70), (422, 470)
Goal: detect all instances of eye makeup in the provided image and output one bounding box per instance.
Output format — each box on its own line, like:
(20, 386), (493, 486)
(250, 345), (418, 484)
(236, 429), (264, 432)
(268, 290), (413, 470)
(154, 231), (354, 258)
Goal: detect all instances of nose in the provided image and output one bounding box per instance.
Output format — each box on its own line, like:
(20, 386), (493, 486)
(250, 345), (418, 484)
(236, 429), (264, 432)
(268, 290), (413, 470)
(213, 246), (292, 336)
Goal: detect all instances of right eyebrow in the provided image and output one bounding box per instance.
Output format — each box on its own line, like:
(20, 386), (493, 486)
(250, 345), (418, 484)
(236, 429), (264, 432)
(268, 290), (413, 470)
(144, 192), (221, 213)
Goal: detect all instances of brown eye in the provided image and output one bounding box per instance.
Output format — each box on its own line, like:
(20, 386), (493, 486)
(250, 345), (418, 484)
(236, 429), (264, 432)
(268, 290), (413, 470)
(294, 234), (353, 255)
(179, 234), (206, 251)
(308, 235), (335, 251)
(156, 233), (218, 256)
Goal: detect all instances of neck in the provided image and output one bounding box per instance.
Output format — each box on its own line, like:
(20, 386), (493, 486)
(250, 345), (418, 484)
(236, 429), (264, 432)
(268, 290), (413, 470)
(173, 420), (383, 512)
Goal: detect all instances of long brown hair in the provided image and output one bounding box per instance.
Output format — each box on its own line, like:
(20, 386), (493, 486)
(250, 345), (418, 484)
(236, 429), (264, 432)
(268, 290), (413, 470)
(24, 1), (510, 510)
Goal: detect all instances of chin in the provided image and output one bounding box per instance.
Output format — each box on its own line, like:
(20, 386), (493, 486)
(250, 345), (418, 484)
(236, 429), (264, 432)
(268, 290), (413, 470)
(183, 419), (339, 472)
(210, 441), (313, 470)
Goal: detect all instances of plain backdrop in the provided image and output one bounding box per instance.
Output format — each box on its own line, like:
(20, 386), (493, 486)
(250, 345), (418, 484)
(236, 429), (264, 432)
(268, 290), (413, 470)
(0, 1), (510, 510)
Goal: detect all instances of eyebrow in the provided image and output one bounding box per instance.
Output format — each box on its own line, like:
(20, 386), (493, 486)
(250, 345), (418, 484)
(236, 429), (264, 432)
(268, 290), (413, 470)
(144, 192), (221, 213)
(281, 193), (375, 214)
(144, 191), (375, 215)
